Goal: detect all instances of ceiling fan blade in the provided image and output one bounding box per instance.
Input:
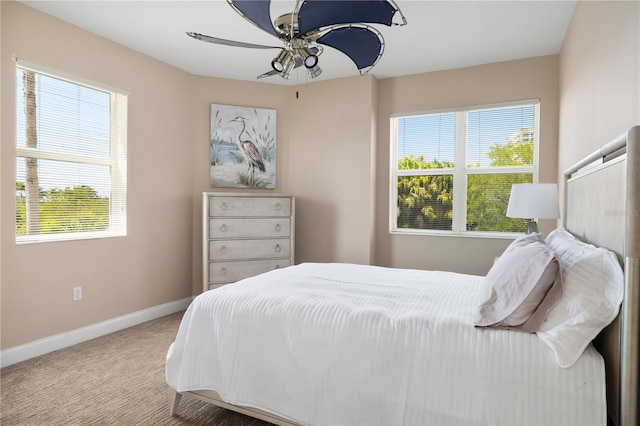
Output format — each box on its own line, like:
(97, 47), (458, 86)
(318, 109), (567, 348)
(257, 70), (279, 79)
(316, 25), (384, 72)
(228, 0), (278, 37)
(186, 32), (280, 49)
(297, 0), (405, 35)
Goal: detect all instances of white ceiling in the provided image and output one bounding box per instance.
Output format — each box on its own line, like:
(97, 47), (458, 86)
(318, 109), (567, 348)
(20, 0), (577, 86)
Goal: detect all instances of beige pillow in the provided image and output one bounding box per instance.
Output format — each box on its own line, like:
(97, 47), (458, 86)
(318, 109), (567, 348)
(475, 233), (562, 331)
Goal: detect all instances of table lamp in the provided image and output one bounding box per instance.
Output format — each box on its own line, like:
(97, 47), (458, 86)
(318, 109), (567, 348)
(506, 183), (560, 233)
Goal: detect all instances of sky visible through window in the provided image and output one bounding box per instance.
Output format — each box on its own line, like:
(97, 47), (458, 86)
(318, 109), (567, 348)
(16, 68), (112, 197)
(396, 105), (535, 167)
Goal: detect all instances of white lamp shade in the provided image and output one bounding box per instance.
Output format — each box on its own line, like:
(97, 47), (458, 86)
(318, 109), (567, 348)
(506, 183), (560, 219)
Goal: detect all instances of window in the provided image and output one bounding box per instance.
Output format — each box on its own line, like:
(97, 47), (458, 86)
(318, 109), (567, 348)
(15, 62), (127, 243)
(391, 100), (539, 236)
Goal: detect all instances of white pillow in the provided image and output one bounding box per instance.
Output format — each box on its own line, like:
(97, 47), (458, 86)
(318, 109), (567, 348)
(475, 233), (560, 329)
(537, 228), (624, 368)
(546, 227), (596, 271)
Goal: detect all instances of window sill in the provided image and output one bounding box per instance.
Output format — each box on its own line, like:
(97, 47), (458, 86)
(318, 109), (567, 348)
(390, 229), (522, 240)
(16, 230), (126, 245)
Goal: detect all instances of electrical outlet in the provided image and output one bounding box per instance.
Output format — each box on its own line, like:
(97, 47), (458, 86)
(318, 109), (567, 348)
(73, 286), (82, 301)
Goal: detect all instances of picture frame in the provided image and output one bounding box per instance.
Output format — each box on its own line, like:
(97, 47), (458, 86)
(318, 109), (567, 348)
(209, 103), (276, 188)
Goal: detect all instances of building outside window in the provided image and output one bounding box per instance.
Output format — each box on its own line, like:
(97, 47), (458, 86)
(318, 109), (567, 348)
(15, 62), (128, 243)
(390, 100), (539, 236)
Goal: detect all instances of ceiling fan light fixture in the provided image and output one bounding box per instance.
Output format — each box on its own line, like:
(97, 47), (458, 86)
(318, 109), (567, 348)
(280, 65), (294, 79)
(271, 49), (293, 73)
(280, 55), (295, 79)
(299, 47), (319, 69)
(307, 64), (322, 79)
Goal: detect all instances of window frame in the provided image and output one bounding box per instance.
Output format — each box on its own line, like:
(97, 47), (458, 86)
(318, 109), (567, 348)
(15, 61), (128, 244)
(390, 99), (540, 238)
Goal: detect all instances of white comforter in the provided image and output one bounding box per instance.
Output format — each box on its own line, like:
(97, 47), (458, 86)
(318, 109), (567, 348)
(166, 263), (606, 425)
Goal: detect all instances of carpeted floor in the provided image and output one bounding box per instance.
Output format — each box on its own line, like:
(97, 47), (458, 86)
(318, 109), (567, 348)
(0, 311), (271, 426)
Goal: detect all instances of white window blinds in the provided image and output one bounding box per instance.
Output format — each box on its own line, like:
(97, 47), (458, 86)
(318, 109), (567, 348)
(15, 62), (128, 243)
(466, 104), (536, 168)
(396, 112), (456, 167)
(391, 100), (539, 235)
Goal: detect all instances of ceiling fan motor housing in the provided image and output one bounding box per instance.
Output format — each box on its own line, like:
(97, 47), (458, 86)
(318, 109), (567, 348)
(274, 13), (298, 39)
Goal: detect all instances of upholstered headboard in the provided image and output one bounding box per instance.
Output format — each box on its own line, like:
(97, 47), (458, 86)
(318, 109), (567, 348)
(563, 125), (640, 426)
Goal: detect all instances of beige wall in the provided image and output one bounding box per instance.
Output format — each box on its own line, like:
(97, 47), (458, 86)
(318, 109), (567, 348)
(375, 56), (560, 275)
(1, 1), (378, 349)
(187, 76), (294, 295)
(558, 0), (640, 185)
(6, 0), (633, 353)
(1, 2), (197, 348)
(288, 76), (377, 266)
(186, 76), (378, 294)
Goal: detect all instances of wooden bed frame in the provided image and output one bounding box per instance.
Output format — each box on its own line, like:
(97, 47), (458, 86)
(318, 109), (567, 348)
(170, 125), (640, 426)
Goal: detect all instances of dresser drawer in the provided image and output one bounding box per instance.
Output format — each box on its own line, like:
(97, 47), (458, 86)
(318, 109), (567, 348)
(209, 218), (291, 239)
(210, 196), (291, 217)
(209, 259), (290, 284)
(209, 239), (291, 260)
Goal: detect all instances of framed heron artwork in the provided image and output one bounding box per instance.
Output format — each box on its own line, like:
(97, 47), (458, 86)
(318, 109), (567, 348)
(209, 104), (276, 188)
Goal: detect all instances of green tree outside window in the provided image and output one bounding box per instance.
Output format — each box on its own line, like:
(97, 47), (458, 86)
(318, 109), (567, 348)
(397, 134), (532, 232)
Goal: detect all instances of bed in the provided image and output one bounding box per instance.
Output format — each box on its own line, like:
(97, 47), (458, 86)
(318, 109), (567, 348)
(166, 125), (639, 425)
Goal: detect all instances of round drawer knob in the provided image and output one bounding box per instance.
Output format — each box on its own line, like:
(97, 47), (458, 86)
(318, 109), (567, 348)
(220, 224), (227, 232)
(220, 202), (227, 211)
(275, 244), (281, 252)
(275, 224), (281, 232)
(220, 245), (227, 254)
(220, 267), (227, 276)
(275, 202), (282, 211)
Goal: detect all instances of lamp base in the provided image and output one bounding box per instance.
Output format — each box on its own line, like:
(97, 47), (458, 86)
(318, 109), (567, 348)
(526, 220), (539, 234)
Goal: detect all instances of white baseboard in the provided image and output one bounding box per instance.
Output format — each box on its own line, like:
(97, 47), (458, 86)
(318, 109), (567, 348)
(0, 297), (193, 368)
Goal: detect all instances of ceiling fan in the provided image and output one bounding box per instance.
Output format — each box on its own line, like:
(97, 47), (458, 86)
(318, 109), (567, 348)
(187, 0), (407, 80)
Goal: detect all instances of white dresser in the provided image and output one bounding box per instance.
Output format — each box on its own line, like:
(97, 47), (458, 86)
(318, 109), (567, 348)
(203, 192), (295, 292)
